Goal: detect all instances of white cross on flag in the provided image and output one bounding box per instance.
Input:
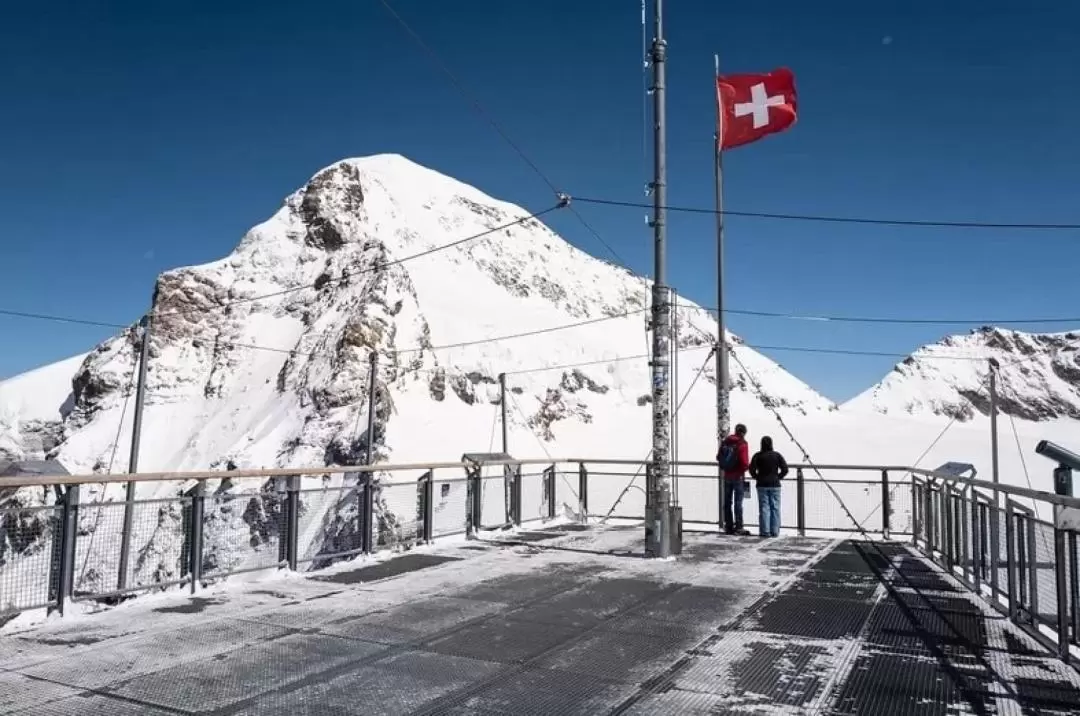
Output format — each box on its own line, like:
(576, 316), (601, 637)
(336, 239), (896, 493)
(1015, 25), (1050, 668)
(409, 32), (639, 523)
(717, 68), (798, 150)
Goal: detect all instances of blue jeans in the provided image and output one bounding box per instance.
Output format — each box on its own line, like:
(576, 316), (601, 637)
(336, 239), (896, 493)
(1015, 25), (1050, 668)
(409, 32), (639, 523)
(723, 479), (745, 532)
(757, 486), (781, 537)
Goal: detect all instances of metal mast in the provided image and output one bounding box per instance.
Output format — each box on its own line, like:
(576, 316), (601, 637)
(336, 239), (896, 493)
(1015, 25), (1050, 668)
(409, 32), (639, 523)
(645, 0), (674, 558)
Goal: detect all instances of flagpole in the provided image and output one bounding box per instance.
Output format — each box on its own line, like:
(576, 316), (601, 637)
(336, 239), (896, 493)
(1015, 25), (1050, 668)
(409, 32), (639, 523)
(714, 54), (730, 445)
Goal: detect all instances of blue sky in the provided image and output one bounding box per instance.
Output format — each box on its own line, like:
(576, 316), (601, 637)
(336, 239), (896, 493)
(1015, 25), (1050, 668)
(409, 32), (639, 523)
(2, 1), (1078, 401)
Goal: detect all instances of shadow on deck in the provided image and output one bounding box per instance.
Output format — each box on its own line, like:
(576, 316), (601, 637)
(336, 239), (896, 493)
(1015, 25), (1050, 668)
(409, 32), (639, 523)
(1, 525), (1077, 715)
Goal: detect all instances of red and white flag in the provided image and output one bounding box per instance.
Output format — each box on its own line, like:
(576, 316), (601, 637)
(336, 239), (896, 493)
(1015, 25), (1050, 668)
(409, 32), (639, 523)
(717, 68), (798, 150)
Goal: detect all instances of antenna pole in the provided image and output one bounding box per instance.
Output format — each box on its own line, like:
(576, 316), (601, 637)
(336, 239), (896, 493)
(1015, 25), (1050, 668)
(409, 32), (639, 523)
(646, 0), (675, 558)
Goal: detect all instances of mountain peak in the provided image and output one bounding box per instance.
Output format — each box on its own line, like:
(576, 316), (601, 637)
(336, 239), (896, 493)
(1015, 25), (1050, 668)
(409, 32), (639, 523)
(9, 155), (831, 475)
(845, 327), (1080, 422)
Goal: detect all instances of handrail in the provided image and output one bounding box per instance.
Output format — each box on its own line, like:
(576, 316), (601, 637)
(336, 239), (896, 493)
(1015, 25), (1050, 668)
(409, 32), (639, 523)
(1, 456), (1076, 509)
(0, 456), (894, 489)
(909, 468), (1080, 508)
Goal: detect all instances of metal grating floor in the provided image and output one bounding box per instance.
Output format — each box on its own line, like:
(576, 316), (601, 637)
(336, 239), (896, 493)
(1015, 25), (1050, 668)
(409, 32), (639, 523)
(2, 529), (1078, 715)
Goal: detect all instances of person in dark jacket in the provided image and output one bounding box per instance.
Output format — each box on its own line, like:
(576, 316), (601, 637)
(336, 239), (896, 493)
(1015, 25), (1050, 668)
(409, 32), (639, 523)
(749, 436), (788, 537)
(718, 424), (751, 536)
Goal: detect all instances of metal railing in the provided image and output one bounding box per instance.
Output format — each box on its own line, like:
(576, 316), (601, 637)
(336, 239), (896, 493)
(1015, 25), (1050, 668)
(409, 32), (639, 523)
(1, 455), (1075, 658)
(911, 471), (1080, 662)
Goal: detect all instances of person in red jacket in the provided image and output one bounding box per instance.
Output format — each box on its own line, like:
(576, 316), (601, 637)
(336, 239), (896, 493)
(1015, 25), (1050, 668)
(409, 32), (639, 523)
(717, 423), (751, 535)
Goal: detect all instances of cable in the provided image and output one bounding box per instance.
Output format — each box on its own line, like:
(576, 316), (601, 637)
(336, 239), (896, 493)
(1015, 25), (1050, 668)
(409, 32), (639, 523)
(854, 371), (990, 529)
(574, 196), (1080, 231)
(78, 342), (139, 585)
(0, 209), (562, 335)
(376, 0), (644, 304)
(726, 342), (872, 533)
(719, 306), (1080, 327)
(9, 298), (1054, 377)
(997, 370), (1054, 566)
(0, 308), (127, 330)
(507, 391), (552, 461)
(376, 0), (561, 197)
(394, 308), (648, 355)
(601, 345), (717, 522)
(504, 382), (581, 504)
(11, 300), (1080, 364)
(503, 344), (713, 378)
(153, 206), (562, 320)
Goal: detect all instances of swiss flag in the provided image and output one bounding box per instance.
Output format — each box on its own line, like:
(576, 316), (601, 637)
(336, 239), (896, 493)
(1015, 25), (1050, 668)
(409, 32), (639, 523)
(717, 68), (798, 150)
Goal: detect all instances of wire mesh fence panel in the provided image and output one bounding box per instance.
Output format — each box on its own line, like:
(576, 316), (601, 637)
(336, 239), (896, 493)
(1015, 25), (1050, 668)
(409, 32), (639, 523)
(201, 480), (286, 579)
(117, 498), (190, 596)
(478, 472), (510, 529)
(991, 505), (1009, 602)
(69, 496), (190, 600)
(801, 480), (881, 532)
(586, 468), (646, 520)
(295, 485), (363, 567)
(518, 471), (547, 525)
(1030, 519), (1061, 629)
(676, 474), (720, 526)
(0, 504), (62, 616)
(552, 465), (584, 521)
(887, 480), (915, 534)
(431, 477), (468, 538)
(373, 481), (420, 550)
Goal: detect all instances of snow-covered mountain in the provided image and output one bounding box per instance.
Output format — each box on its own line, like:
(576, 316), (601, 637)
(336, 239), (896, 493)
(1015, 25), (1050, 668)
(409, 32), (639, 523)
(844, 327), (1080, 422)
(0, 353), (87, 461)
(32, 154), (832, 478)
(0, 154), (840, 596)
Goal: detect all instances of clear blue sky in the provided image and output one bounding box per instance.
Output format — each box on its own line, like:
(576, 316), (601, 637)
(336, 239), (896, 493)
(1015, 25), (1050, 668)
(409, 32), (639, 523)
(2, 0), (1078, 401)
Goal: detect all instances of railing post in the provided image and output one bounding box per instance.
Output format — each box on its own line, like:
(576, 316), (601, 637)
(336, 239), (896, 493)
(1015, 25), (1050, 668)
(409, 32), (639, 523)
(545, 464), (557, 520)
(972, 496), (983, 593)
(56, 483), (80, 617)
(1053, 525), (1070, 660)
(1070, 533), (1079, 646)
(188, 480), (205, 592)
(1006, 501), (1018, 621)
(417, 470), (434, 543)
(1026, 515), (1039, 626)
(881, 469), (891, 539)
(943, 484), (955, 570)
(928, 483), (937, 557)
(360, 473), (375, 553)
(911, 479), (921, 547)
(990, 501), (1002, 600)
(276, 477), (288, 567)
(511, 465), (522, 526)
(796, 468), (806, 537)
(960, 487), (971, 584)
(285, 475), (300, 570)
(578, 462), (588, 523)
(466, 465), (482, 537)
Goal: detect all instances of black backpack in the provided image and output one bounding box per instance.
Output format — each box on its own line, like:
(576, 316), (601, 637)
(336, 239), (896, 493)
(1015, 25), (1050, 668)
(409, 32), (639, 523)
(719, 441), (741, 471)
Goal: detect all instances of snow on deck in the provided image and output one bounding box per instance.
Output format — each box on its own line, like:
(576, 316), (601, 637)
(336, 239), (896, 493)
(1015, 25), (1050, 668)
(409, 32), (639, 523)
(1, 526), (1078, 715)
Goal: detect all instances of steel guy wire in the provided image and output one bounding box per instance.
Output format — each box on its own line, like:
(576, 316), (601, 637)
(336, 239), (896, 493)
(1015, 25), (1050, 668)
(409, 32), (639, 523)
(726, 342), (1040, 703)
(504, 380), (584, 503)
(151, 205), (564, 320)
(79, 342), (140, 586)
(600, 344), (718, 523)
(574, 196), (1080, 231)
(375, 0), (644, 300)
